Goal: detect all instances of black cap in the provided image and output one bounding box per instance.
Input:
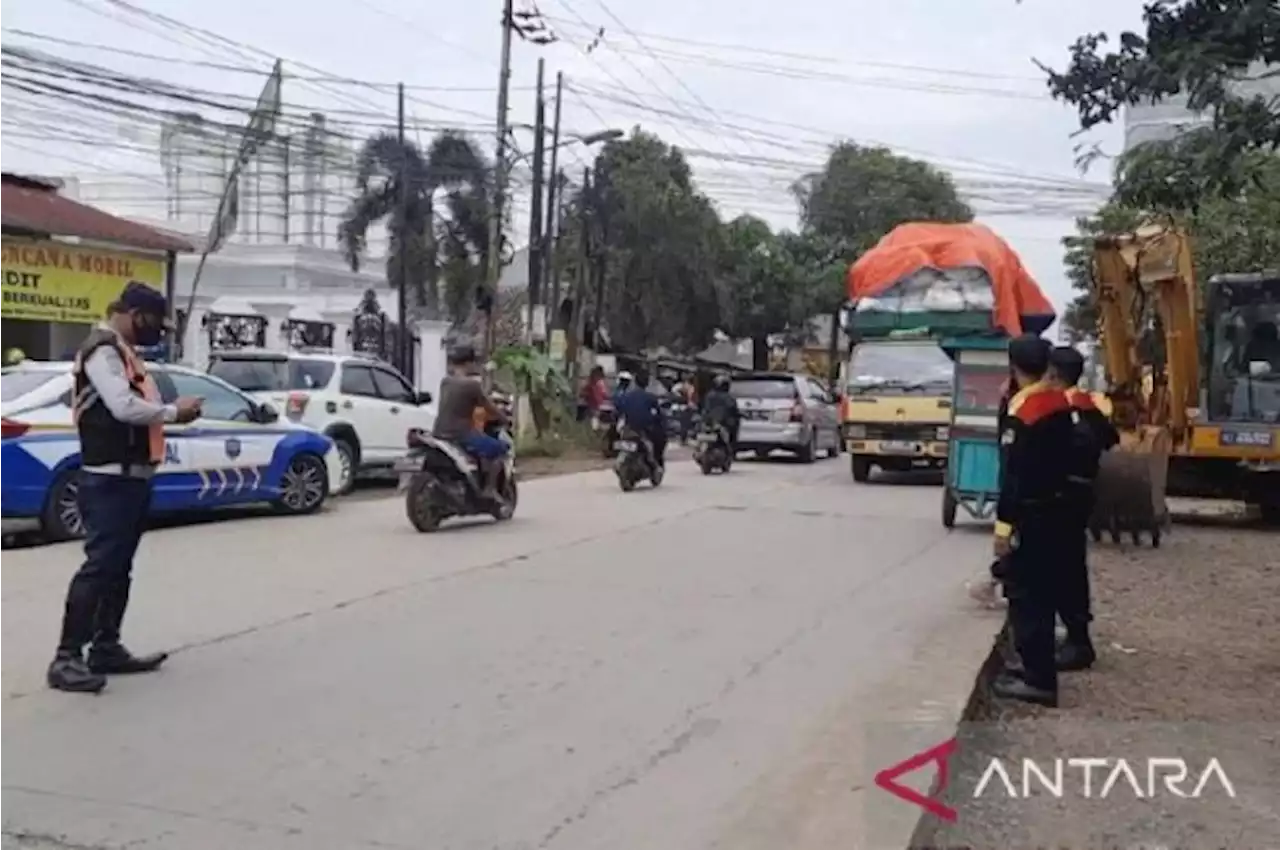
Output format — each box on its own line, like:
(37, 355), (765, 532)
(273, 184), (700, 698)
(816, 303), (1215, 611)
(1049, 345), (1085, 385)
(1008, 333), (1051, 378)
(118, 281), (168, 316)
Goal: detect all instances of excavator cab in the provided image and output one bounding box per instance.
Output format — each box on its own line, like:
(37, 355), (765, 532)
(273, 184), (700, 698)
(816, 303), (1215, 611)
(1203, 273), (1280, 426)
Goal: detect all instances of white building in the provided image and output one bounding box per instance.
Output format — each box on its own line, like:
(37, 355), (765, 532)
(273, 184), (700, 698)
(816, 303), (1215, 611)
(1123, 62), (1280, 151)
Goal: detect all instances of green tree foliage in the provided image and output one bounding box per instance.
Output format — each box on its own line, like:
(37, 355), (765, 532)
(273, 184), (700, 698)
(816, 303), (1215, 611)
(559, 131), (724, 353)
(1061, 153), (1280, 341)
(793, 142), (974, 258)
(338, 131), (493, 321)
(717, 215), (809, 368)
(1040, 0), (1280, 206)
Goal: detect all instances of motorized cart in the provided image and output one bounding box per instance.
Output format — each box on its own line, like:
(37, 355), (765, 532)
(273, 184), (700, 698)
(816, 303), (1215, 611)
(939, 335), (1009, 528)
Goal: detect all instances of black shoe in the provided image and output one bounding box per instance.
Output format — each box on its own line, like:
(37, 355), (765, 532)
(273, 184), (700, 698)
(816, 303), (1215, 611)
(991, 673), (1058, 707)
(88, 644), (168, 675)
(47, 654), (107, 693)
(1056, 643), (1096, 672)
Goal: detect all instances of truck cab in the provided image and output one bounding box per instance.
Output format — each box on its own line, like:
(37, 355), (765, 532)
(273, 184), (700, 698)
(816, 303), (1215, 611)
(843, 336), (954, 481)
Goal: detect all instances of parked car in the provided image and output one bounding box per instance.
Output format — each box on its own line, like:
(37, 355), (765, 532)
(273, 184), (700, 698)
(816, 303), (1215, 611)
(1, 361), (343, 541)
(208, 350), (434, 494)
(730, 372), (842, 462)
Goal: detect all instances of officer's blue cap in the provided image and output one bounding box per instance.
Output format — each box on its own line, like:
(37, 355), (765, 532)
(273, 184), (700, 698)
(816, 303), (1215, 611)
(118, 281), (168, 316)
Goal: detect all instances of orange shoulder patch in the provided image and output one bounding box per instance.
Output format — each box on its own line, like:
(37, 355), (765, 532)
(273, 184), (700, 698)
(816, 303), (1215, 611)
(1013, 388), (1070, 425)
(1067, 388), (1096, 411)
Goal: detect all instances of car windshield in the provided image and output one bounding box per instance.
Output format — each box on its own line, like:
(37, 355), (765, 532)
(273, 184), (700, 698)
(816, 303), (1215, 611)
(1, 370), (60, 403)
(847, 342), (953, 394)
(730, 377), (796, 399)
(210, 357), (335, 392)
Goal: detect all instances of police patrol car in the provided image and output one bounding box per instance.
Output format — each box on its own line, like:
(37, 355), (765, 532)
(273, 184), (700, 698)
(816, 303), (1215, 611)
(1, 360), (345, 540)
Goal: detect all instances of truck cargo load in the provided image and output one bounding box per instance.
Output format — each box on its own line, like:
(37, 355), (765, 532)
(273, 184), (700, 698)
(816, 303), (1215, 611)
(847, 222), (1056, 337)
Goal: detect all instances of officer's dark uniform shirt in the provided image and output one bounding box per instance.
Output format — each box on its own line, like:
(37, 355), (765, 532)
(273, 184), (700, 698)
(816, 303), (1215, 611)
(1063, 387), (1119, 490)
(994, 381), (1076, 541)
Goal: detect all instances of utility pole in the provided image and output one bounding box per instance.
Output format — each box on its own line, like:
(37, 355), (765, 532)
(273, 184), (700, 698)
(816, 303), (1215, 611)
(526, 57), (547, 347)
(565, 166), (591, 378)
(483, 0), (516, 359)
(395, 81), (410, 378)
(543, 72), (564, 334)
(590, 165), (608, 353)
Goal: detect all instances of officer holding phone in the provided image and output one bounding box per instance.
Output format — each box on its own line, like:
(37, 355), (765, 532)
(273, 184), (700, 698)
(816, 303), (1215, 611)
(47, 282), (203, 694)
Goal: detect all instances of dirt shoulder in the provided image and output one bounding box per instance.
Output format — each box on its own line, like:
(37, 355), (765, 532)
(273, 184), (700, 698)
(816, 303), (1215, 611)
(913, 523), (1280, 850)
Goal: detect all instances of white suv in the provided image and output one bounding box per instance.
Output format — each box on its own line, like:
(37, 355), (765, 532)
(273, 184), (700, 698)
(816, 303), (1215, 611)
(209, 350), (434, 493)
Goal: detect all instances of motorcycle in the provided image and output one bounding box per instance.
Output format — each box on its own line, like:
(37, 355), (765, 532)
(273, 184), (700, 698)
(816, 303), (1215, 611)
(693, 421), (733, 474)
(396, 395), (517, 532)
(613, 421), (664, 492)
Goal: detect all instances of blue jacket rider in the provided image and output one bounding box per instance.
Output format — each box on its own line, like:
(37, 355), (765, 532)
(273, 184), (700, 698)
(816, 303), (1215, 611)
(614, 370), (666, 466)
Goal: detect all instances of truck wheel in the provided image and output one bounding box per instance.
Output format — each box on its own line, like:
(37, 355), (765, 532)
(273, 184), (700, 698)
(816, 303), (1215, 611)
(942, 489), (957, 529)
(851, 456), (871, 483)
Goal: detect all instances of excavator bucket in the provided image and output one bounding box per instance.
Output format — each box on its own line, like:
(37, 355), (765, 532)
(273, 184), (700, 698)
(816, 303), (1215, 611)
(1089, 425), (1170, 547)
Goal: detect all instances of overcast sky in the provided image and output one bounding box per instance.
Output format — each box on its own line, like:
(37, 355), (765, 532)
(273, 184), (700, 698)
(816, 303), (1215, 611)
(1, 0), (1147, 321)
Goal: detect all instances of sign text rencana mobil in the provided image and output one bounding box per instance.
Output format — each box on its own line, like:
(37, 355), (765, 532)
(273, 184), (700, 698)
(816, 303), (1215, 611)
(1, 237), (165, 324)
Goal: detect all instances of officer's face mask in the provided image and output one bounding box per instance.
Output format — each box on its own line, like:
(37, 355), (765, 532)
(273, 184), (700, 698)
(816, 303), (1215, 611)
(132, 312), (165, 347)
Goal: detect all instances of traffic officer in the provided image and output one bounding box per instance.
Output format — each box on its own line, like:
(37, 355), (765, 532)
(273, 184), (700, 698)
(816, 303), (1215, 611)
(1048, 345), (1119, 672)
(991, 334), (1077, 707)
(47, 283), (203, 694)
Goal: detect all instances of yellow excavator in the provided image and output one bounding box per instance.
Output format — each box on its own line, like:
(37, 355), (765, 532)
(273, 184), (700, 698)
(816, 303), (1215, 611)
(1090, 224), (1280, 530)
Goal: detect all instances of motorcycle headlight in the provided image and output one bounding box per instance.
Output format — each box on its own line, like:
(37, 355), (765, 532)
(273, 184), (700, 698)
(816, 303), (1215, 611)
(846, 424), (867, 439)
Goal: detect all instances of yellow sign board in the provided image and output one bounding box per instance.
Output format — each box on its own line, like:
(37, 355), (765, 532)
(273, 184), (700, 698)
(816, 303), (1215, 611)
(1, 237), (165, 324)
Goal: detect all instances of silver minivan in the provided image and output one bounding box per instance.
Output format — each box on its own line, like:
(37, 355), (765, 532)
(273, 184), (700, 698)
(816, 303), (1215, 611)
(730, 372), (842, 462)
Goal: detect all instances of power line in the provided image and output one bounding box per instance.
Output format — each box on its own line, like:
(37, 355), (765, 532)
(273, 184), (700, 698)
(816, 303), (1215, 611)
(1, 29), (526, 92)
(537, 13), (1045, 83)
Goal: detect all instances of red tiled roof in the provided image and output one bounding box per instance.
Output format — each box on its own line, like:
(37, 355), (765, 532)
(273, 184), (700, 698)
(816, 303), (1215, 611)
(1, 175), (194, 253)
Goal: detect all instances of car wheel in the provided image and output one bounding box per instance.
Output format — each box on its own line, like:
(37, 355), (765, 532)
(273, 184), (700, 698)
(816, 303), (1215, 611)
(942, 488), (957, 529)
(798, 431), (816, 464)
(276, 453), (328, 514)
(851, 456), (871, 483)
(332, 439), (357, 495)
(43, 469), (86, 541)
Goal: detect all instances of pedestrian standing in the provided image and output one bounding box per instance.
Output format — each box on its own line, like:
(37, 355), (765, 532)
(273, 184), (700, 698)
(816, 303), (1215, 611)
(1048, 345), (1119, 672)
(47, 283), (203, 694)
(990, 335), (1076, 707)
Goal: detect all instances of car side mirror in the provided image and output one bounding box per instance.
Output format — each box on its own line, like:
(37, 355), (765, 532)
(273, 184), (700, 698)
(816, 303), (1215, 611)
(257, 402), (279, 423)
(416, 390), (433, 405)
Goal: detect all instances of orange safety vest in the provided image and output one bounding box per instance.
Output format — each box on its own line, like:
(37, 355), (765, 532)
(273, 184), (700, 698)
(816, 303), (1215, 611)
(73, 339), (166, 464)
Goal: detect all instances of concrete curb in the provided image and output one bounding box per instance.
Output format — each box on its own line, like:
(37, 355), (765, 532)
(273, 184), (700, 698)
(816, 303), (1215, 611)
(904, 619), (1009, 849)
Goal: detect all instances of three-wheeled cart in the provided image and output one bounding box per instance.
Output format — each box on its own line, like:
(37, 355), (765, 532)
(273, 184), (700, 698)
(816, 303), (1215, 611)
(939, 335), (1009, 528)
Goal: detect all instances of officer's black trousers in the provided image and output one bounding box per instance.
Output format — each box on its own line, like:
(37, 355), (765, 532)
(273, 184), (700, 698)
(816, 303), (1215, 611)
(57, 473), (152, 655)
(1005, 518), (1068, 693)
(1056, 499), (1094, 648)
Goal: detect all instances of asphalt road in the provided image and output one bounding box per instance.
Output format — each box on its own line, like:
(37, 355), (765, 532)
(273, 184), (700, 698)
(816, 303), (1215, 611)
(2, 456), (1000, 850)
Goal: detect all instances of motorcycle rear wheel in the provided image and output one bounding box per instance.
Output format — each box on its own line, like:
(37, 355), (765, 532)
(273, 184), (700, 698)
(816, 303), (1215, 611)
(405, 475), (444, 533)
(491, 477), (518, 520)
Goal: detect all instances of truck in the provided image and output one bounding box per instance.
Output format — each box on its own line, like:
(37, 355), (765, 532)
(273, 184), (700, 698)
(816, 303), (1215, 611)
(842, 222), (1057, 485)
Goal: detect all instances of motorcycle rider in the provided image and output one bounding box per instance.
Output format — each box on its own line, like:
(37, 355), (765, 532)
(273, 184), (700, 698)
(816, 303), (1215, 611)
(433, 344), (510, 503)
(615, 367), (666, 468)
(701, 373), (741, 452)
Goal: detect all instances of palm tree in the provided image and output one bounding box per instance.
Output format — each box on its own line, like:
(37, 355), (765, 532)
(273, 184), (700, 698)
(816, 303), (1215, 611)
(338, 130), (492, 320)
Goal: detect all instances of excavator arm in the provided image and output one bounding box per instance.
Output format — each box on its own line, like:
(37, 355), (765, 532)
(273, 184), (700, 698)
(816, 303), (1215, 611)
(1091, 224), (1200, 445)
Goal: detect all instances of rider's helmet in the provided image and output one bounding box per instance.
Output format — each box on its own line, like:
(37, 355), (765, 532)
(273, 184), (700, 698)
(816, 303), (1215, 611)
(713, 372), (731, 391)
(5, 347), (27, 366)
(617, 370), (634, 388)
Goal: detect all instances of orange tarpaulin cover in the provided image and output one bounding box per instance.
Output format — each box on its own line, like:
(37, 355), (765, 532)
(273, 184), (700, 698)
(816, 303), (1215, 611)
(847, 222), (1055, 336)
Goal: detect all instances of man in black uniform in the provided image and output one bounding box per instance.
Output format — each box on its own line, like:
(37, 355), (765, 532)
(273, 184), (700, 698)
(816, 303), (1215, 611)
(991, 335), (1077, 707)
(1049, 345), (1119, 672)
(49, 283), (203, 694)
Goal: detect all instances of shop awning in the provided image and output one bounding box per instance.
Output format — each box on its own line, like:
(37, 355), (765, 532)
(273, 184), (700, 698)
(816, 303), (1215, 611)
(1, 174), (194, 254)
